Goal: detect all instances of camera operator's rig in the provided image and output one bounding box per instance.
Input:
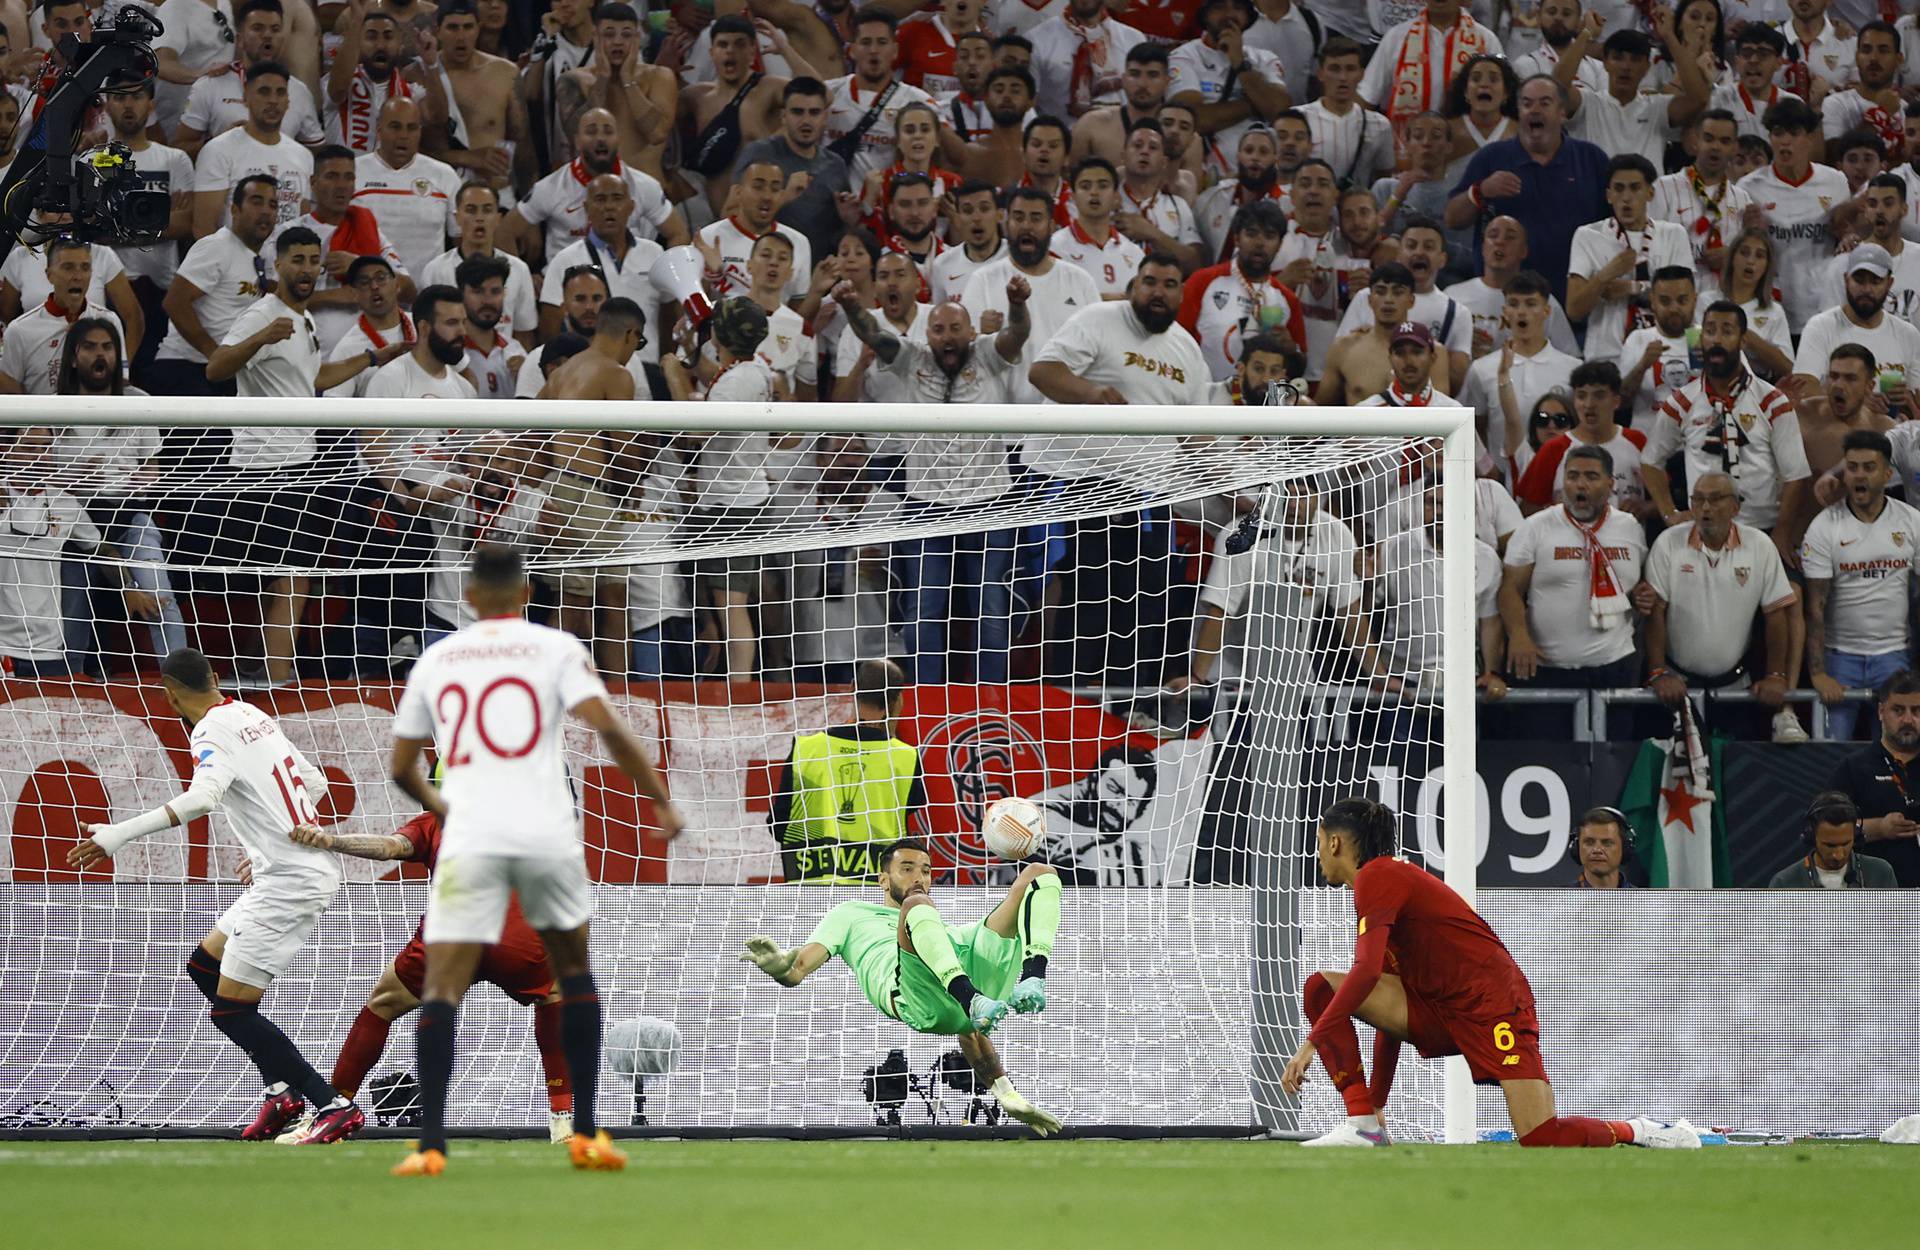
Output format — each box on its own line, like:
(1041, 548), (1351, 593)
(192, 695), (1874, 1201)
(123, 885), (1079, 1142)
(0, 5), (171, 270)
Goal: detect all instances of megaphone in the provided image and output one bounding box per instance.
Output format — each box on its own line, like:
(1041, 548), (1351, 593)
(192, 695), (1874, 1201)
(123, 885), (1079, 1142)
(651, 244), (715, 328)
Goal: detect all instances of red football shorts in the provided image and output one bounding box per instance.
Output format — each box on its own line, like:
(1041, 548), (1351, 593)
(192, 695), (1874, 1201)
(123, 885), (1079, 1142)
(1401, 985), (1549, 1086)
(392, 920), (554, 1006)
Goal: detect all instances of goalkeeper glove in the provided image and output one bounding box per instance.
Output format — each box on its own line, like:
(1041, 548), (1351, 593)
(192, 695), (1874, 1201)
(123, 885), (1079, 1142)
(740, 937), (796, 983)
(990, 1077), (1062, 1137)
(968, 994), (1010, 1034)
(1006, 977), (1046, 1015)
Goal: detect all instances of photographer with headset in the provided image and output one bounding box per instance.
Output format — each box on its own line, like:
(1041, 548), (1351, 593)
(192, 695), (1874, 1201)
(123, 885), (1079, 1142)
(1568, 806), (1638, 890)
(1767, 792), (1897, 890)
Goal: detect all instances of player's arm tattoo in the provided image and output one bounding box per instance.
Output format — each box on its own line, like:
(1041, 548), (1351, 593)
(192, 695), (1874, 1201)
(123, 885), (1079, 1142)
(957, 1032), (1005, 1085)
(994, 292), (1031, 361)
(841, 301), (902, 365)
(319, 832), (416, 861)
(553, 72), (588, 152)
(1803, 577), (1831, 679)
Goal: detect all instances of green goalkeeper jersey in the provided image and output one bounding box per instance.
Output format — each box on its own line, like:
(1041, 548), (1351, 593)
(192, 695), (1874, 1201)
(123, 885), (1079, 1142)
(806, 900), (1020, 1033)
(807, 902), (906, 1018)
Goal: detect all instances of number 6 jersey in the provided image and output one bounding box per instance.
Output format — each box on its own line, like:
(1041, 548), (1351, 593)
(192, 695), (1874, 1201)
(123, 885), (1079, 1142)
(394, 617), (611, 859)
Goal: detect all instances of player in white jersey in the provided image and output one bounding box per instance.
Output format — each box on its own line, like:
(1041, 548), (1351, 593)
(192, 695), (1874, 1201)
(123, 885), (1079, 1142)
(387, 545), (684, 1177)
(67, 650), (364, 1146)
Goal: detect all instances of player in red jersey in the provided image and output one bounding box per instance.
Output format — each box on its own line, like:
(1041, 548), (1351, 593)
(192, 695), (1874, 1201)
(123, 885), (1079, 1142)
(1281, 797), (1701, 1149)
(281, 812), (574, 1144)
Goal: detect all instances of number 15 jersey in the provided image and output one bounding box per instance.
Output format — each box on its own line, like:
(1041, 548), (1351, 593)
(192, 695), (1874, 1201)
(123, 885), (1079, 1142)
(190, 698), (340, 884)
(394, 617), (610, 859)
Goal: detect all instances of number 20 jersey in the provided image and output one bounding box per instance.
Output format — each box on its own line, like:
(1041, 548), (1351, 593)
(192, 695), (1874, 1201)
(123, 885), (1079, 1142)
(394, 617), (611, 859)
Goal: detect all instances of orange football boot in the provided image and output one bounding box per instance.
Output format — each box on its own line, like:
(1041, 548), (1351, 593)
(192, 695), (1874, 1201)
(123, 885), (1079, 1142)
(568, 1131), (627, 1171)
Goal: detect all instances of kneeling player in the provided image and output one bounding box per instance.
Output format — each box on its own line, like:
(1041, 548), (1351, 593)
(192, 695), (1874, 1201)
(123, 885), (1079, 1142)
(287, 813), (574, 1144)
(1281, 797), (1700, 1149)
(741, 839), (1064, 1136)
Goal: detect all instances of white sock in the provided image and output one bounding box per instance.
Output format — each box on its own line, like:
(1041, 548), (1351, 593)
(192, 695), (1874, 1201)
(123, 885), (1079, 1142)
(1347, 1114), (1382, 1131)
(264, 1081), (289, 1096)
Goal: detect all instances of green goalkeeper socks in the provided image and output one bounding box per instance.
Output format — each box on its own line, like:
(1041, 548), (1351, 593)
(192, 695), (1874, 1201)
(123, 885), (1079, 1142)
(904, 904), (970, 998)
(1019, 872), (1061, 979)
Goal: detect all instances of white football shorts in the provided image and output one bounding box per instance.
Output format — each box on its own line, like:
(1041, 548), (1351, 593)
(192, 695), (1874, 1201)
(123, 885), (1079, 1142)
(215, 870), (340, 989)
(422, 854), (594, 944)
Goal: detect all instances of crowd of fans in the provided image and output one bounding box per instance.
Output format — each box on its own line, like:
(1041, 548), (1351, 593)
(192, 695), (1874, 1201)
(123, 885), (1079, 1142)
(0, 0), (1919, 750)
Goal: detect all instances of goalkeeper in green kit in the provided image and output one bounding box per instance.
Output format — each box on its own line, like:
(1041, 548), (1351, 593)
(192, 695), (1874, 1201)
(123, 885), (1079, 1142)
(742, 839), (1065, 1135)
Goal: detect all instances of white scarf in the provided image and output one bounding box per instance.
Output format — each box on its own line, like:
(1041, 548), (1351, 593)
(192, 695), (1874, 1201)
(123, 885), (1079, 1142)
(343, 66), (416, 153)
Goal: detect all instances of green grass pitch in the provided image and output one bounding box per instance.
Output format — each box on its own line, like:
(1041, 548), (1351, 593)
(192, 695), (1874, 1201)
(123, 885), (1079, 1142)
(3, 1139), (1914, 1249)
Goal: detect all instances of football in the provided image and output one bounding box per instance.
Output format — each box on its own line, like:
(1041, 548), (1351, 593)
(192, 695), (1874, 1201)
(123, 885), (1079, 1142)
(982, 796), (1046, 861)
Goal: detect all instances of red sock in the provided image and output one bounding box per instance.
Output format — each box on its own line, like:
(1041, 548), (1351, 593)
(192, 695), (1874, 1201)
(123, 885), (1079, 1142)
(1368, 1030), (1401, 1111)
(330, 1006), (392, 1101)
(1303, 973), (1372, 1118)
(1519, 1116), (1634, 1147)
(533, 998), (572, 1113)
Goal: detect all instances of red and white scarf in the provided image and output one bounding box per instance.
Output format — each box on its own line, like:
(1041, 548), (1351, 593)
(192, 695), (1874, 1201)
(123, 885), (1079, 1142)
(1734, 83), (1781, 123)
(359, 312), (416, 350)
(571, 156), (623, 185)
(1387, 10), (1491, 128)
(1685, 166), (1729, 254)
(468, 484), (519, 545)
(342, 66), (416, 154)
(1064, 14), (1122, 119)
(1567, 504), (1630, 630)
(1854, 93), (1906, 161)
(1384, 378), (1434, 406)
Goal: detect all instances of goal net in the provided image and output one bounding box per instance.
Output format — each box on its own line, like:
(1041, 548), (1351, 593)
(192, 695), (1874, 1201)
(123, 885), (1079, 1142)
(0, 399), (1477, 1139)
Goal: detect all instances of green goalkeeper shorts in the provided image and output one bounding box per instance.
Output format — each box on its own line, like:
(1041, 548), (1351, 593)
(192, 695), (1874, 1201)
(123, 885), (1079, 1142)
(889, 921), (1021, 1036)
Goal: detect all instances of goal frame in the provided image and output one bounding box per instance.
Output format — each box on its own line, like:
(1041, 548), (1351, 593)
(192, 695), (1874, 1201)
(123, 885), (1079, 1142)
(3, 397), (1480, 1143)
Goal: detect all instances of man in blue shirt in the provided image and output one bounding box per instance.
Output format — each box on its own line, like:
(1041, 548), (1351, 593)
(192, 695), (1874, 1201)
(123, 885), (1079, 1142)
(1444, 74), (1609, 305)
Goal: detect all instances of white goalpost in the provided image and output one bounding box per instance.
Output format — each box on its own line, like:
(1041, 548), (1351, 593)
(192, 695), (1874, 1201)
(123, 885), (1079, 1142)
(0, 398), (1479, 1141)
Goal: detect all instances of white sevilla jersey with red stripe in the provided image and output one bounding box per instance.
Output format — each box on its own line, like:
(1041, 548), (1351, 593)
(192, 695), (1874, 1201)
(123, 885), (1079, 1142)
(1048, 222), (1144, 299)
(1645, 375), (1810, 531)
(393, 618), (610, 859)
(351, 151), (463, 279)
(188, 700), (341, 884)
(1176, 261), (1307, 383)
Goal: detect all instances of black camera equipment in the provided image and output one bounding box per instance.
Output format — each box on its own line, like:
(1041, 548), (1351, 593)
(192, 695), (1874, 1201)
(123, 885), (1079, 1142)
(861, 1047), (912, 1127)
(0, 6), (172, 269)
(932, 1049), (1000, 1127)
(368, 1071), (423, 1127)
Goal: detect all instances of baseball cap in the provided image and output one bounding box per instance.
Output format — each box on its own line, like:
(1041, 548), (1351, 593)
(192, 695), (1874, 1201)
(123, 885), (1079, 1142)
(1391, 321), (1434, 350)
(1846, 243), (1894, 280)
(712, 296), (770, 358)
(346, 253), (395, 284)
